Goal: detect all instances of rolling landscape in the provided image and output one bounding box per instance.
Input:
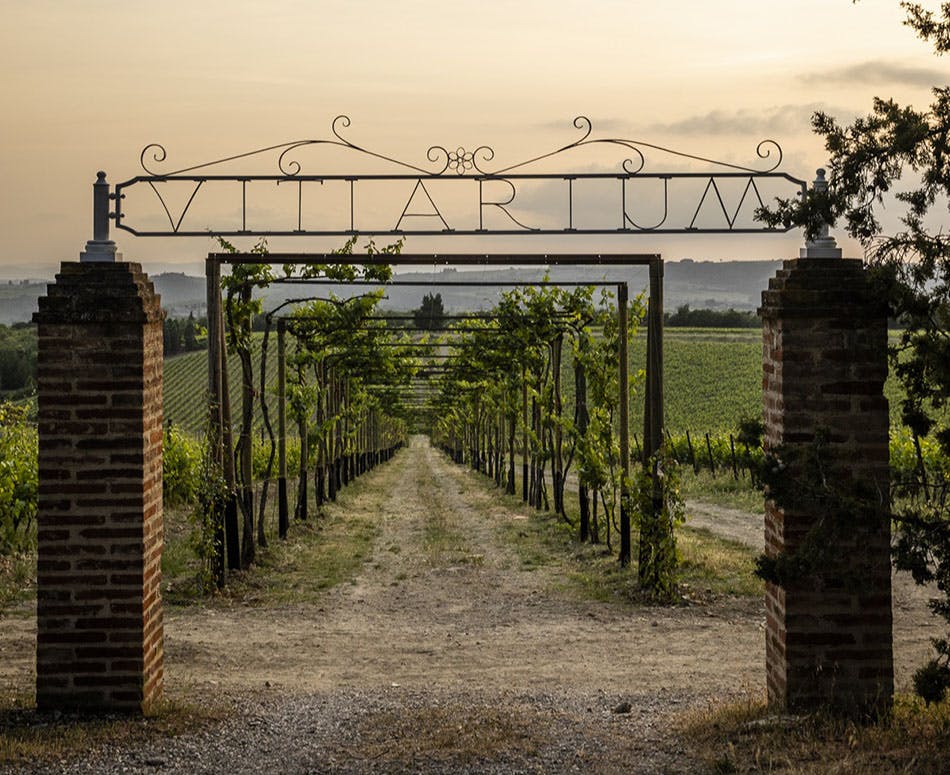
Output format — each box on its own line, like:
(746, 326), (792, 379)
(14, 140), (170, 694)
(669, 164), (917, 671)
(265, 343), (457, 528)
(3, 1), (949, 772)
(0, 259), (782, 325)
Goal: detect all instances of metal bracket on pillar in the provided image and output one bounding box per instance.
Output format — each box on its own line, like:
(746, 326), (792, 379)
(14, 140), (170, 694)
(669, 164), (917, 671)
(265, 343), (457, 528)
(80, 171), (121, 263)
(800, 168), (842, 259)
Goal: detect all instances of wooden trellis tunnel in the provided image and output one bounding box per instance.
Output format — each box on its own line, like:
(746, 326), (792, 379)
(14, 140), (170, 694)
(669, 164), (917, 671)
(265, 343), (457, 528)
(204, 253), (665, 576)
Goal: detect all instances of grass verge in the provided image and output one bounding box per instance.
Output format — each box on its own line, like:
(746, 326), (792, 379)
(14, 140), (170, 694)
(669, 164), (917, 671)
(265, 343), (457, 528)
(493, 476), (762, 605)
(417, 465), (480, 568)
(222, 508), (378, 607)
(682, 693), (950, 774)
(0, 552), (35, 615)
(164, 474), (381, 608)
(677, 527), (762, 599)
(355, 704), (547, 767)
(680, 469), (765, 514)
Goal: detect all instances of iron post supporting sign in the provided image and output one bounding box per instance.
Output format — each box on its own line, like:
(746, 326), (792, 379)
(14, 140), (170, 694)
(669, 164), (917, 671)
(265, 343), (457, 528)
(80, 172), (120, 262)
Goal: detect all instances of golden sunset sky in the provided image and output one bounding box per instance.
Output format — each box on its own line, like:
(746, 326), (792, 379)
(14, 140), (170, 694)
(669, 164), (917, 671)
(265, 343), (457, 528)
(0, 0), (944, 276)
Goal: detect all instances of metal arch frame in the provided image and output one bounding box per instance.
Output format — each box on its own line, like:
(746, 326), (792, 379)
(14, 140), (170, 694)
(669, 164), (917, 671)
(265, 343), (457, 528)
(80, 118), (815, 584)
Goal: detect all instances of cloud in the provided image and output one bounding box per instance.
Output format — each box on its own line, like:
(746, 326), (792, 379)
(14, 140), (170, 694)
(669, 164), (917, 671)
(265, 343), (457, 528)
(638, 104), (829, 137)
(800, 60), (945, 88)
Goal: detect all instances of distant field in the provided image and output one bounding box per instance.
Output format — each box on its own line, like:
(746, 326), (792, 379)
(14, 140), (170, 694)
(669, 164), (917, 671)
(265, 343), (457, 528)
(164, 334), (278, 437)
(632, 328), (761, 434)
(633, 328), (909, 434)
(163, 328), (909, 438)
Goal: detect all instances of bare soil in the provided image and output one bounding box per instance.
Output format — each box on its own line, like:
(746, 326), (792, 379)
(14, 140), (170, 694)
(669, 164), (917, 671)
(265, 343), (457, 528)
(0, 436), (944, 772)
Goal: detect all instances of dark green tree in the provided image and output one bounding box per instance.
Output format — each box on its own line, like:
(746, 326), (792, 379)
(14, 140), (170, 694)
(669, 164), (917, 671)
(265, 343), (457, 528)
(163, 317), (182, 356)
(758, 1), (950, 703)
(413, 292), (446, 330)
(184, 311), (199, 351)
(0, 324), (36, 393)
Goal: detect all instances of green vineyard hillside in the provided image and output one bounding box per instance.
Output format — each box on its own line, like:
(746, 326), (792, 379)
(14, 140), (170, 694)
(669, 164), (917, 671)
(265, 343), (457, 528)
(637, 328), (760, 433)
(164, 334), (279, 437)
(163, 328), (909, 438)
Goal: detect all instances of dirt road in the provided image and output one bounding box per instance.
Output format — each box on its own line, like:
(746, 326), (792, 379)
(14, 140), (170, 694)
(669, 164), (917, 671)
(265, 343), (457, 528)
(0, 436), (943, 772)
(164, 438), (762, 699)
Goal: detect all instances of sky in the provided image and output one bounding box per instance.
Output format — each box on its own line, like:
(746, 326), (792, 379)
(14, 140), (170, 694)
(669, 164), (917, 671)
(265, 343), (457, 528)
(0, 0), (945, 278)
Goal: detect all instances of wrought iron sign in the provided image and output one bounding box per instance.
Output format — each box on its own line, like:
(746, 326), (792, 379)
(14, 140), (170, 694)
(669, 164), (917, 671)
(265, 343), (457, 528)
(111, 116), (806, 238)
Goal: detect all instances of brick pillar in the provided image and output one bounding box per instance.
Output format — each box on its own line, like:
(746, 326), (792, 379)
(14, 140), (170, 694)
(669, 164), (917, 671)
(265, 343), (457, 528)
(760, 257), (893, 716)
(34, 262), (164, 714)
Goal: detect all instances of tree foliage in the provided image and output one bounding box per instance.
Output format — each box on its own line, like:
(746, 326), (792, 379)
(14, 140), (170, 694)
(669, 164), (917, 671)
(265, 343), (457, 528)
(163, 313), (205, 357)
(163, 424), (203, 508)
(0, 324), (37, 396)
(759, 1), (950, 703)
(664, 305), (758, 328)
(0, 402), (37, 552)
(413, 292), (446, 330)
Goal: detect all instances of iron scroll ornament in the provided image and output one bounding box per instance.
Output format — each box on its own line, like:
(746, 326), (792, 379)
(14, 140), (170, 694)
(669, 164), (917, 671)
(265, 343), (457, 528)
(116, 116), (806, 237)
(138, 114), (785, 178)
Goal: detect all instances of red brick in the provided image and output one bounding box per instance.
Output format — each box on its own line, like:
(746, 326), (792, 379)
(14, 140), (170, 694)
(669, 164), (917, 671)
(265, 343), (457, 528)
(35, 261), (164, 715)
(761, 258), (893, 717)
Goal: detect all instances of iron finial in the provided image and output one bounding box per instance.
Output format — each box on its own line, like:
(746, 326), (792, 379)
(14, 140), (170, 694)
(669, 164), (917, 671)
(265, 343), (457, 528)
(80, 170), (121, 263)
(799, 168), (841, 259)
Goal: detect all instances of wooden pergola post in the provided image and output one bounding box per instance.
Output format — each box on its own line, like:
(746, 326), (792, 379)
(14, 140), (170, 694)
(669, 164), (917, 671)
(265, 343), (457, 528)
(638, 258), (665, 586)
(618, 282), (631, 565)
(204, 259), (227, 586)
(277, 319), (289, 538)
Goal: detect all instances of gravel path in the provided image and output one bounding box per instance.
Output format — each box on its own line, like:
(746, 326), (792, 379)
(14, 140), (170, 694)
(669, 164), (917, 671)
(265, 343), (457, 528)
(28, 688), (698, 774)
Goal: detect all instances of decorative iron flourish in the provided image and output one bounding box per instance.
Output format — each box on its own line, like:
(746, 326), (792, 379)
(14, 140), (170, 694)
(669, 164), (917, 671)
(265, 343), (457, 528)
(490, 115), (783, 175)
(137, 115), (783, 179)
(115, 116), (804, 237)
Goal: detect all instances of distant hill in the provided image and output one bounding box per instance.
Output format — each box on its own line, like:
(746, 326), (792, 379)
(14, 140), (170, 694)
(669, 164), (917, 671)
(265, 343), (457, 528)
(0, 272), (209, 324)
(665, 259), (781, 311)
(253, 260), (783, 314)
(247, 260), (782, 314)
(151, 272), (206, 316)
(0, 260), (784, 323)
(0, 281), (45, 325)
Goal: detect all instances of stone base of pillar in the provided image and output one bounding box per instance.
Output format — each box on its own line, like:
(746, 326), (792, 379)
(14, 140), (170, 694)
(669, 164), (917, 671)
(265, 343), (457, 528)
(34, 262), (164, 714)
(760, 258), (893, 717)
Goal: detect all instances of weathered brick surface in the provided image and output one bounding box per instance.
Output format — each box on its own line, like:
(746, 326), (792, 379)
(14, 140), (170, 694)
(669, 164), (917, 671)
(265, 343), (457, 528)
(34, 262), (164, 714)
(760, 258), (893, 716)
